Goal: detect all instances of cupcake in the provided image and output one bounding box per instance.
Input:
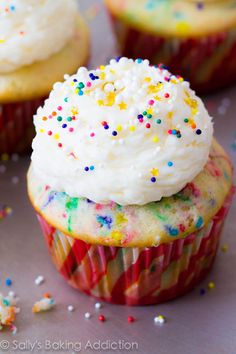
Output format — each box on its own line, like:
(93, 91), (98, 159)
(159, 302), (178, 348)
(104, 0), (236, 93)
(27, 57), (234, 305)
(0, 0), (89, 155)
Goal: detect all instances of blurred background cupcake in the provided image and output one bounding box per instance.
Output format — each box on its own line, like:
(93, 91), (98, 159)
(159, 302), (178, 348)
(0, 0), (89, 155)
(104, 0), (236, 93)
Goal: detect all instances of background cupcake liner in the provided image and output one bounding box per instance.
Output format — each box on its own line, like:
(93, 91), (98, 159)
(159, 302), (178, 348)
(37, 188), (234, 306)
(0, 98), (45, 155)
(110, 15), (236, 93)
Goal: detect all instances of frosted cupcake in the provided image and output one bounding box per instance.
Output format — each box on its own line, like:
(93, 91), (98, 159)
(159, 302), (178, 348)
(104, 0), (236, 93)
(27, 58), (234, 305)
(0, 0), (89, 154)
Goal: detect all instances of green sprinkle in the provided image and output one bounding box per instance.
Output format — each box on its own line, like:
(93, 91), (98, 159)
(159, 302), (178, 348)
(143, 111), (147, 116)
(156, 119), (162, 124)
(147, 114), (152, 119)
(67, 116), (72, 122)
(57, 116), (63, 122)
(184, 118), (189, 123)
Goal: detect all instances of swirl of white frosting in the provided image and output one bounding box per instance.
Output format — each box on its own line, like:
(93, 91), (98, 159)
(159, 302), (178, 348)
(0, 0), (77, 73)
(31, 58), (213, 205)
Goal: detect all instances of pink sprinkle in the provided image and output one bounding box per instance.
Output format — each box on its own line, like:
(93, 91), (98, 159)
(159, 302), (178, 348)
(58, 143), (62, 148)
(49, 115), (52, 119)
(139, 118), (144, 123)
(148, 100), (154, 105)
(168, 129), (172, 134)
(164, 93), (170, 98)
(57, 106), (62, 111)
(90, 133), (95, 137)
(86, 82), (92, 87)
(69, 128), (74, 133)
(48, 131), (52, 136)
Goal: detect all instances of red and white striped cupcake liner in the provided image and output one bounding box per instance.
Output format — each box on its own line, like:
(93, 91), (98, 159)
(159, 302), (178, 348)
(110, 15), (236, 93)
(0, 98), (44, 155)
(37, 188), (234, 306)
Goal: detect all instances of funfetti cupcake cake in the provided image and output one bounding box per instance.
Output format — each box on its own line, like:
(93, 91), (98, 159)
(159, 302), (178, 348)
(0, 0), (89, 155)
(104, 0), (236, 93)
(27, 57), (234, 306)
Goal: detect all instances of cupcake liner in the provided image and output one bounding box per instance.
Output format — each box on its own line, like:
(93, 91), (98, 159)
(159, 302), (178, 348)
(0, 98), (45, 155)
(110, 15), (236, 92)
(37, 188), (234, 305)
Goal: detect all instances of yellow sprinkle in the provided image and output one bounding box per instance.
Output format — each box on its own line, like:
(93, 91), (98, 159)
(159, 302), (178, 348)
(74, 88), (79, 94)
(154, 95), (161, 101)
(54, 134), (60, 140)
(152, 136), (159, 143)
(110, 69), (115, 74)
(40, 129), (44, 133)
(71, 82), (75, 86)
(167, 112), (173, 119)
(221, 244), (228, 253)
(129, 126), (136, 132)
(106, 92), (115, 106)
(208, 282), (215, 290)
(5, 207), (12, 215)
(118, 102), (127, 110)
(111, 230), (123, 242)
(97, 100), (104, 106)
(0, 39), (5, 44)
(116, 213), (128, 225)
(1, 153), (9, 161)
(71, 107), (79, 115)
(100, 65), (105, 70)
(144, 77), (151, 82)
(151, 168), (159, 177)
(176, 21), (190, 35)
(100, 72), (106, 80)
(116, 125), (123, 132)
(147, 108), (153, 115)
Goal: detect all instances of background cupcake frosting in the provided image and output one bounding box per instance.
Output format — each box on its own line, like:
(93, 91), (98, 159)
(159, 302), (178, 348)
(106, 0), (236, 36)
(0, 0), (78, 73)
(32, 58), (213, 205)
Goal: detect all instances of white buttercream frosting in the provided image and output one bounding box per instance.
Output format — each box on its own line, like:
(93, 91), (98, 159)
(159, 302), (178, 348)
(0, 0), (77, 73)
(31, 58), (213, 205)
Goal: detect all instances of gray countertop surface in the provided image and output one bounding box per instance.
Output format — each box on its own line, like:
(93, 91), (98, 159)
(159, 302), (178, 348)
(0, 1), (236, 353)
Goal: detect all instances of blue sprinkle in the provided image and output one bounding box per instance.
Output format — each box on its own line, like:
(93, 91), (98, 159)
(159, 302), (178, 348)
(169, 228), (179, 236)
(5, 278), (12, 286)
(168, 161), (173, 167)
(2, 298), (10, 306)
(136, 58), (143, 64)
(97, 215), (113, 229)
(116, 56), (121, 62)
(200, 288), (206, 295)
(90, 166), (95, 171)
(196, 216), (203, 229)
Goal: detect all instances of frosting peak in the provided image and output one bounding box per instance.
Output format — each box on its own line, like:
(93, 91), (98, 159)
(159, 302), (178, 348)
(31, 58), (213, 205)
(0, 0), (77, 73)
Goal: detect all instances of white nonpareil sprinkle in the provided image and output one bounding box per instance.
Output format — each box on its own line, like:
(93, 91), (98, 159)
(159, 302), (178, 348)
(95, 302), (102, 309)
(154, 315), (166, 324)
(67, 305), (74, 312)
(84, 312), (91, 319)
(34, 275), (44, 286)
